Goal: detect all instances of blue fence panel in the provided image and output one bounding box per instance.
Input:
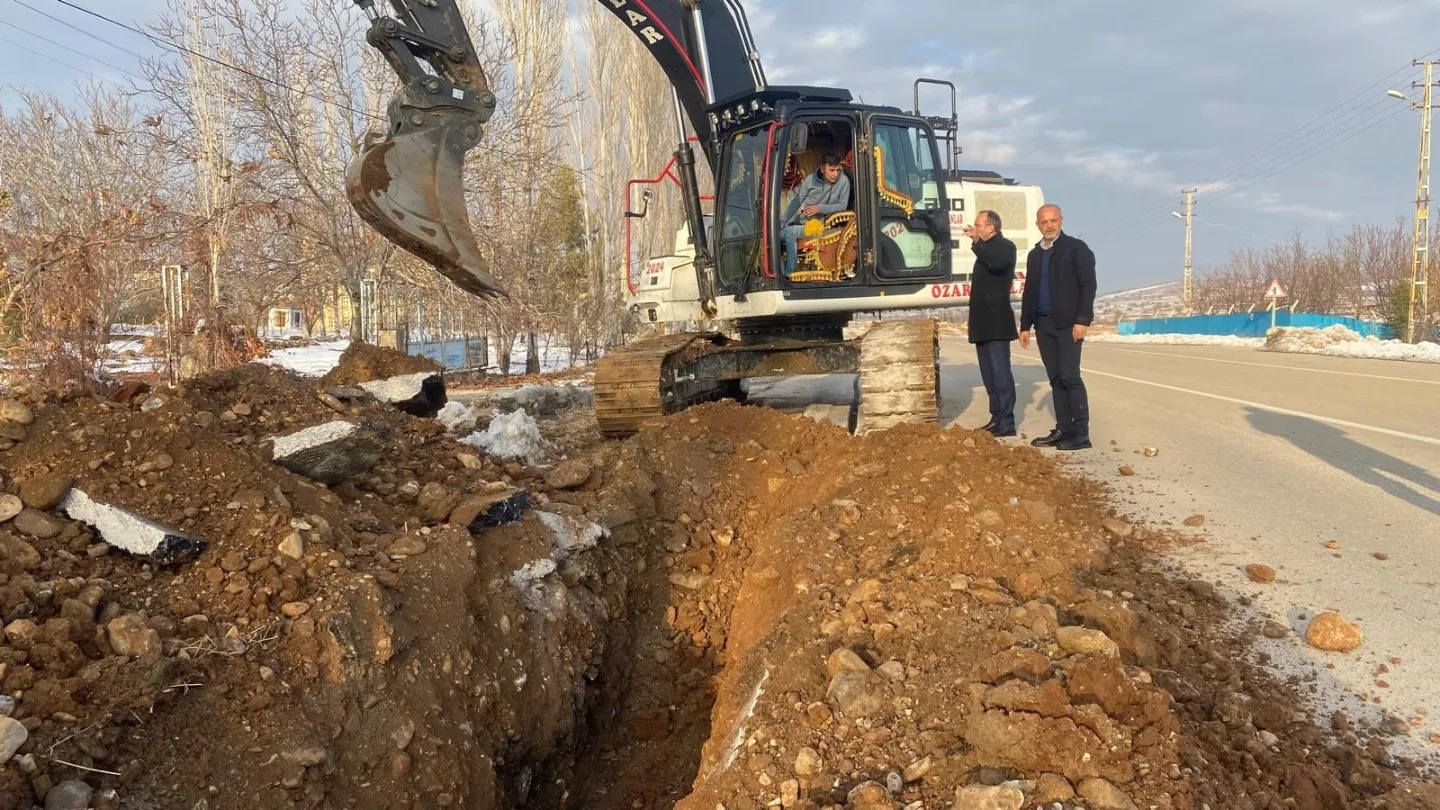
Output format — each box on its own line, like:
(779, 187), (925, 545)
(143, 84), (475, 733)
(1120, 312), (1395, 339)
(406, 337), (488, 370)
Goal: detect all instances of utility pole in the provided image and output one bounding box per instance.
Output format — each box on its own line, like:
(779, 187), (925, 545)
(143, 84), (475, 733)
(1408, 61), (1434, 343)
(1393, 60), (1436, 342)
(1181, 188), (1196, 313)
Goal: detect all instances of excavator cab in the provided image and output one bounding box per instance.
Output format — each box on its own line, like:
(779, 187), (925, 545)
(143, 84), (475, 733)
(711, 101), (953, 294)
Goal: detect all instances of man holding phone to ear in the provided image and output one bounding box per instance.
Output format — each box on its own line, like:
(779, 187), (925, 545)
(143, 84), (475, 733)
(1019, 203), (1096, 451)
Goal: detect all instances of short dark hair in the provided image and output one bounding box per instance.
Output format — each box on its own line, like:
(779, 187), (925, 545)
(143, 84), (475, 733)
(978, 209), (1002, 230)
(821, 152), (843, 166)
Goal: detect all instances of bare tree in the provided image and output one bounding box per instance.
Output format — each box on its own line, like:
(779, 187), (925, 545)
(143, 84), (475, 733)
(0, 84), (188, 389)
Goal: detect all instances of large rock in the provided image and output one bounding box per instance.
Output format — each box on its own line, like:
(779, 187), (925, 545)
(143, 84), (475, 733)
(18, 474), (73, 511)
(1056, 626), (1120, 657)
(0, 535), (41, 570)
(0, 716), (28, 764)
(107, 614), (162, 658)
(952, 785), (1023, 810)
(1305, 612), (1363, 652)
(354, 372), (447, 418)
(544, 460), (592, 490)
(825, 670), (886, 718)
(59, 489), (206, 565)
(11, 509), (64, 540)
(44, 780), (93, 810)
(270, 420), (386, 484)
(1077, 778), (1138, 810)
(0, 399), (34, 425)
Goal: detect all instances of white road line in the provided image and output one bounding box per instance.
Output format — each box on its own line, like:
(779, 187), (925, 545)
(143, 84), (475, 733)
(1081, 368), (1440, 447)
(1098, 346), (1440, 385)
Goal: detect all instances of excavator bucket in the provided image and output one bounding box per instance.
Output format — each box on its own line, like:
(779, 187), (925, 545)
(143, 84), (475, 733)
(346, 108), (504, 298)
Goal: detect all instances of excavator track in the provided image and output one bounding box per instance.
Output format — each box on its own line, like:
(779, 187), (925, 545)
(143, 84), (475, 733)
(594, 331), (734, 438)
(853, 319), (939, 434)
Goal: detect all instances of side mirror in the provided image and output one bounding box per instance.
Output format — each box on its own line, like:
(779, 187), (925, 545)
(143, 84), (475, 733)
(624, 187), (654, 219)
(786, 124), (809, 155)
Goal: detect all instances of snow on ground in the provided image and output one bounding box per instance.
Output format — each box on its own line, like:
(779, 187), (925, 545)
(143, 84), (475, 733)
(1090, 326), (1440, 363)
(460, 408), (546, 465)
(1261, 325), (1440, 363)
(1087, 333), (1265, 347)
(256, 339), (351, 377)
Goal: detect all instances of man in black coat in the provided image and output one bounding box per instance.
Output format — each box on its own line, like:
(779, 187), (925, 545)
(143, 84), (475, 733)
(1019, 203), (1096, 450)
(963, 210), (1019, 436)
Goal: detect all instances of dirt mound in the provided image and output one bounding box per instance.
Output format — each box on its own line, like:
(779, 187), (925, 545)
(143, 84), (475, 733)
(566, 403), (1438, 810)
(0, 380), (1435, 809)
(318, 341), (442, 387)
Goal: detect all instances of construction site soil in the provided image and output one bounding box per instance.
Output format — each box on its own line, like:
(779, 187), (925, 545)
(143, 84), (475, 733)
(0, 352), (1436, 809)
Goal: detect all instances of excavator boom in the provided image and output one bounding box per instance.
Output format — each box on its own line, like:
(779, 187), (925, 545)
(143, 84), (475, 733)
(347, 0), (766, 298)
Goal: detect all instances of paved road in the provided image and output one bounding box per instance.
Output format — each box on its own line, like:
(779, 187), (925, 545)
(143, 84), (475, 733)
(750, 338), (1440, 762)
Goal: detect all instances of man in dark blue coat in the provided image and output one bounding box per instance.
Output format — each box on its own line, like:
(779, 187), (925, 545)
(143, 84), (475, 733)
(963, 210), (1019, 436)
(1019, 203), (1097, 450)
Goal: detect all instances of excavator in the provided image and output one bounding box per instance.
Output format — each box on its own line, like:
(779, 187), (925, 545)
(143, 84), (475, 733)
(346, 0), (1036, 436)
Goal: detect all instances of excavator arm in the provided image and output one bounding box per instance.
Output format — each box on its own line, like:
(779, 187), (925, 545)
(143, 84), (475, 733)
(347, 0), (766, 298)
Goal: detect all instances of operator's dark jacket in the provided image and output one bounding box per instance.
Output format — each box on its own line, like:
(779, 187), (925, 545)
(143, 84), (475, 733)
(967, 235), (1019, 344)
(1020, 232), (1098, 331)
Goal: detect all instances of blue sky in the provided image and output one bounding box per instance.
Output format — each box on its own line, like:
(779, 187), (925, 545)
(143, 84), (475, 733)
(3, 0), (1439, 292)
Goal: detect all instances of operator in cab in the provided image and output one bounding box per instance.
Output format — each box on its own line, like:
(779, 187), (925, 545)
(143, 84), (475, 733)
(779, 153), (851, 276)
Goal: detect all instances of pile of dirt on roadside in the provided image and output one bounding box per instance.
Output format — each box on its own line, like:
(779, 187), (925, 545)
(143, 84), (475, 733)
(0, 361), (643, 809)
(567, 402), (1440, 810)
(318, 341), (443, 387)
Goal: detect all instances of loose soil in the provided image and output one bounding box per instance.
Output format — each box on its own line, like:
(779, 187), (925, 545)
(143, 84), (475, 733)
(0, 359), (1435, 809)
(319, 341), (443, 387)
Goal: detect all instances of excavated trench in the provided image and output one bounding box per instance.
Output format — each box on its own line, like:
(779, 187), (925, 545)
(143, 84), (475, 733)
(11, 366), (1436, 809)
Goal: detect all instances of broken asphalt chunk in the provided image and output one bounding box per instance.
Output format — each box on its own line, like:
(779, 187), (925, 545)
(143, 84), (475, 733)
(449, 487), (532, 531)
(270, 420), (386, 484)
(355, 372), (447, 418)
(59, 489), (206, 565)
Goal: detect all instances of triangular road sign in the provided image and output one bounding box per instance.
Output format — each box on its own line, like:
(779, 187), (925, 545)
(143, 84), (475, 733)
(1263, 279), (1287, 298)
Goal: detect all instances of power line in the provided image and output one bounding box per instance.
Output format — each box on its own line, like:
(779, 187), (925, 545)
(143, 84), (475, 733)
(1203, 106), (1410, 207)
(1095, 54), (1440, 237)
(0, 31), (115, 80)
(1096, 84), (1419, 238)
(48, 0), (391, 127)
(9, 0), (150, 61)
(0, 15), (137, 76)
(1091, 99), (1415, 242)
(39, 0), (600, 179)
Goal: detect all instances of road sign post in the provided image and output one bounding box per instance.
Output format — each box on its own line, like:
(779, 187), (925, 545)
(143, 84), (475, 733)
(1263, 279), (1288, 330)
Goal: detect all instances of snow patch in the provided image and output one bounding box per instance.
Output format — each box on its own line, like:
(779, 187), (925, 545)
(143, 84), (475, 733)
(1088, 333), (1265, 347)
(537, 510), (608, 556)
(436, 401), (479, 433)
(1262, 325), (1440, 363)
(256, 339), (350, 377)
(460, 408), (545, 465)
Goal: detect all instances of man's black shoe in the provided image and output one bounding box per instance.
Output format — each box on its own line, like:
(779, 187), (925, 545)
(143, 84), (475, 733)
(976, 420), (998, 432)
(1056, 435), (1093, 451)
(986, 424), (1017, 437)
(1030, 429), (1064, 447)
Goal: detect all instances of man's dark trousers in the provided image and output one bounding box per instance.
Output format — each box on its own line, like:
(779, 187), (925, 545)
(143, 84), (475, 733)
(1035, 315), (1088, 438)
(975, 340), (1016, 431)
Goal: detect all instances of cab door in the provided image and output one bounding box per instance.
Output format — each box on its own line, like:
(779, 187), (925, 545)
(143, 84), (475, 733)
(865, 116), (951, 281)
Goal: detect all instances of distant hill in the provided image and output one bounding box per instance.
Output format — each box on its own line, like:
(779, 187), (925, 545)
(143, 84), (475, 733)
(1094, 281), (1185, 322)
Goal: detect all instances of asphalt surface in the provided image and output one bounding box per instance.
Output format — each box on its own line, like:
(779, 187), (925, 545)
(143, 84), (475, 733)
(748, 337), (1440, 763)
